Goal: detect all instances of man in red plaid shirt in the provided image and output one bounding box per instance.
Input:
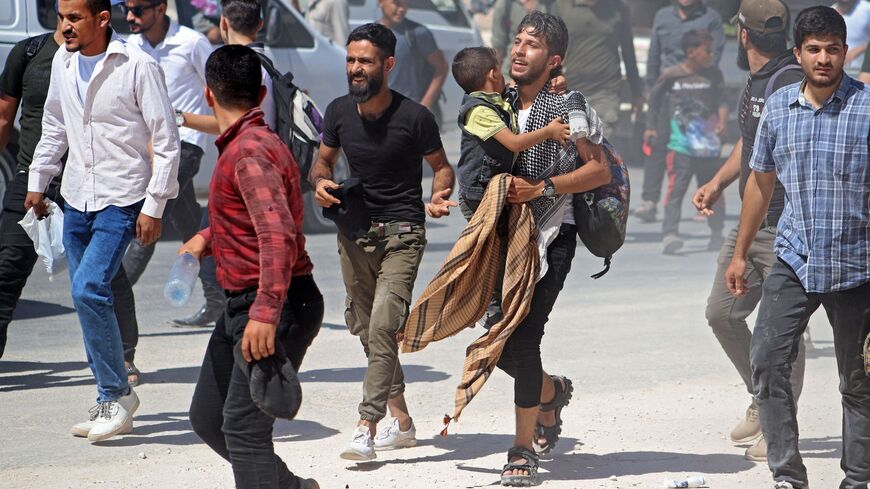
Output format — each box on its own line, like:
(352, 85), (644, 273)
(180, 45), (322, 489)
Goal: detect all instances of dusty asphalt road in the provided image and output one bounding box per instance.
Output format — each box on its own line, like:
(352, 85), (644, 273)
(0, 130), (844, 489)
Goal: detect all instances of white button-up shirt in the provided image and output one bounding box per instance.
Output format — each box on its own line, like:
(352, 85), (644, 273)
(128, 20), (213, 150)
(29, 33), (180, 218)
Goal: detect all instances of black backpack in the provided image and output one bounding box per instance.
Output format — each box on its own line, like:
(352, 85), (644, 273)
(255, 52), (324, 187)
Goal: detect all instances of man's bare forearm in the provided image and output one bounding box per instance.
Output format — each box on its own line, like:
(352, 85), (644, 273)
(0, 95), (20, 153)
(431, 163), (455, 198)
(711, 137), (743, 190)
(182, 112), (220, 135)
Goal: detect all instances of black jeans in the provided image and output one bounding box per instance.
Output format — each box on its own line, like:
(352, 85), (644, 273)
(189, 274), (323, 489)
(0, 171), (139, 361)
(497, 224), (576, 408)
(751, 260), (870, 489)
(122, 141), (203, 285)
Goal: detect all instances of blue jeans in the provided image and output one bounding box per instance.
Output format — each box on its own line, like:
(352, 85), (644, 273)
(63, 201), (142, 402)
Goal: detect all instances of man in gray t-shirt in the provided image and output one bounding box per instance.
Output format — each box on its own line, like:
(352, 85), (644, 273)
(378, 0), (448, 123)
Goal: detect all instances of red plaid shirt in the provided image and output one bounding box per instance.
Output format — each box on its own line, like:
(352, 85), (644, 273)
(199, 108), (313, 324)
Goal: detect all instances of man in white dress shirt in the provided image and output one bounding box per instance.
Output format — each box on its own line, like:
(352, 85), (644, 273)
(121, 0), (213, 285)
(24, 0), (180, 443)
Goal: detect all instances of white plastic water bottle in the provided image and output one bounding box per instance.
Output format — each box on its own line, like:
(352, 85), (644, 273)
(164, 252), (200, 306)
(662, 475), (705, 488)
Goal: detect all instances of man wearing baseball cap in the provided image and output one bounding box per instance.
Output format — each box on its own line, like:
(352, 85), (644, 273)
(692, 0), (806, 462)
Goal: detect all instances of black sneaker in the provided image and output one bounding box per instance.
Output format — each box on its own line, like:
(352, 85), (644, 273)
(169, 303), (222, 328)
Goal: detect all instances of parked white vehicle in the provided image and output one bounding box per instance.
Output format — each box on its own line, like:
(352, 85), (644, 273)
(0, 0), (348, 232)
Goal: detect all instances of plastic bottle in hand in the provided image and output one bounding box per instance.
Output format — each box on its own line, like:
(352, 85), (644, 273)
(164, 252), (200, 306)
(662, 475), (705, 488)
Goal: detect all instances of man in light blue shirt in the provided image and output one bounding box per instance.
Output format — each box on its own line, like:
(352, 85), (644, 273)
(727, 6), (870, 489)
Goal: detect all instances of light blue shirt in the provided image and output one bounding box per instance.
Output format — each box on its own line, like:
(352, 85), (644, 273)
(750, 74), (870, 293)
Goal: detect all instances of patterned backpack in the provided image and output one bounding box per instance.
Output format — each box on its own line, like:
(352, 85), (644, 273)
(572, 138), (630, 278)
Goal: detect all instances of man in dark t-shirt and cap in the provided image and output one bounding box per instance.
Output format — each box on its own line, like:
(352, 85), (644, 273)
(692, 0), (806, 463)
(309, 23), (456, 462)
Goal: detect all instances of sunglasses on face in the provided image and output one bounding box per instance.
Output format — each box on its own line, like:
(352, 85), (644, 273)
(122, 2), (160, 17)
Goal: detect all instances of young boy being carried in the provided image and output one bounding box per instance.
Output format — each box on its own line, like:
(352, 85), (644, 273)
(452, 47), (569, 218)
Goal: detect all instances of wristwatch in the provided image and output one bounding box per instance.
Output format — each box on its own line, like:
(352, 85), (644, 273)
(174, 109), (185, 128)
(542, 177), (556, 198)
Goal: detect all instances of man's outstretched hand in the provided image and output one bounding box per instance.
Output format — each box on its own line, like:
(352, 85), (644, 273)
(426, 188), (458, 218)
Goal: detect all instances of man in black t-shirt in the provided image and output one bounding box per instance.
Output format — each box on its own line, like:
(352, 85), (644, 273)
(692, 0), (806, 462)
(309, 23), (456, 461)
(0, 20), (139, 378)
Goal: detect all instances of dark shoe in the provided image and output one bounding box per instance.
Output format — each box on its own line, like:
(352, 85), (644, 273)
(500, 446), (539, 487)
(533, 375), (573, 455)
(169, 303), (222, 328)
(125, 361), (141, 387)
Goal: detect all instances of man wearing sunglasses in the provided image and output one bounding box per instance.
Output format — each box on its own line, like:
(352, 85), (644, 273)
(121, 0), (214, 302)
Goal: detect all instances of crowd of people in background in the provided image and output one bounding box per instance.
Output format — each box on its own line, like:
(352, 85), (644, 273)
(0, 0), (868, 489)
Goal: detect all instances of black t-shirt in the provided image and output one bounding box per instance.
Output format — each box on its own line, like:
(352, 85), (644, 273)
(321, 91), (442, 224)
(0, 34), (59, 172)
(738, 51), (804, 225)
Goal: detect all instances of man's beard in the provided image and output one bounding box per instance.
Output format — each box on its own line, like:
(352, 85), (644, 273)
(510, 60), (548, 86)
(807, 67), (841, 89)
(347, 70), (384, 103)
(737, 39), (750, 71)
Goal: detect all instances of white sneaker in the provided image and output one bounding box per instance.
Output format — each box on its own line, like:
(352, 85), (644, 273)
(86, 388), (139, 443)
(339, 426), (376, 461)
(70, 403), (133, 438)
(374, 417), (417, 449)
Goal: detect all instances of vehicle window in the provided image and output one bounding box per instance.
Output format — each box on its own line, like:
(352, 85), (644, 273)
(111, 5), (132, 34)
(348, 0), (469, 28)
(0, 3), (16, 27)
(36, 0), (55, 30)
(263, 0), (315, 48)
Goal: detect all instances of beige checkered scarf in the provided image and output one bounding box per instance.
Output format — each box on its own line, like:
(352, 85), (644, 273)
(401, 174), (540, 424)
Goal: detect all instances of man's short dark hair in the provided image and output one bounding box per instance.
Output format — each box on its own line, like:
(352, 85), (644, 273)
(452, 47), (498, 94)
(83, 0), (111, 14)
(793, 6), (847, 49)
(221, 0), (262, 37)
(515, 11), (568, 60)
(346, 23), (396, 58)
(205, 45), (263, 110)
(681, 29), (713, 53)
